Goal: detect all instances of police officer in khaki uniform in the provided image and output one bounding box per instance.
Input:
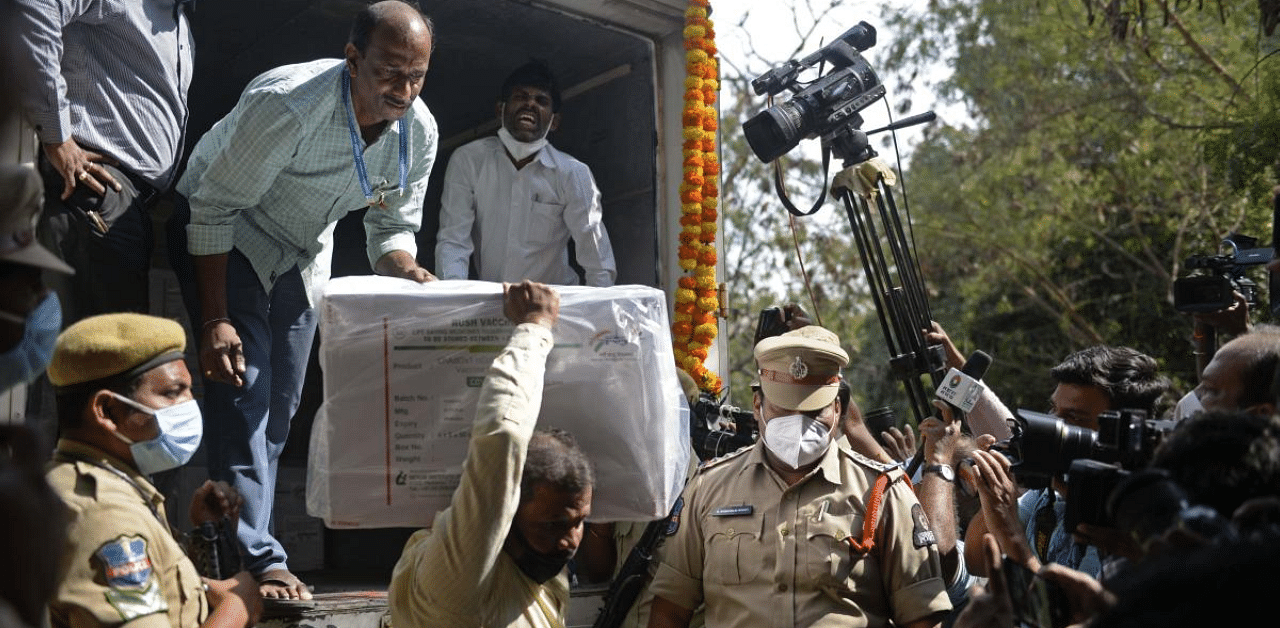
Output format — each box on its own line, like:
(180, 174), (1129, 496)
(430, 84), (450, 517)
(647, 326), (952, 628)
(44, 313), (261, 628)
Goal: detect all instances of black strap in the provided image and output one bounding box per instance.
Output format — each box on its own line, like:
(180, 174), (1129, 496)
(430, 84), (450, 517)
(772, 144), (832, 217)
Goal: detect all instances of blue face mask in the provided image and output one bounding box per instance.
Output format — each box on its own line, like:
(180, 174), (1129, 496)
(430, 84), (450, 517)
(110, 393), (203, 475)
(0, 291), (62, 391)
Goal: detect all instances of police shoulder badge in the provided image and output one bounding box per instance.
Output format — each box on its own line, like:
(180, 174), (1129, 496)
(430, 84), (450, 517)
(95, 535), (167, 620)
(664, 496), (684, 536)
(910, 504), (937, 549)
(789, 356), (808, 379)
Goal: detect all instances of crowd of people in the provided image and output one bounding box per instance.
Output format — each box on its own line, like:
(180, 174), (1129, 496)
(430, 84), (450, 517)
(2, 2), (1279, 628)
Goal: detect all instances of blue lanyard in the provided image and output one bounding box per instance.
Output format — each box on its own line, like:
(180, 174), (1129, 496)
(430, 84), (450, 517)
(341, 69), (409, 207)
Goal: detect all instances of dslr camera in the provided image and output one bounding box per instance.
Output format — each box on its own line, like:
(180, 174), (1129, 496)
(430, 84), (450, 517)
(994, 408), (1173, 489)
(993, 407), (1180, 535)
(1173, 233), (1271, 313)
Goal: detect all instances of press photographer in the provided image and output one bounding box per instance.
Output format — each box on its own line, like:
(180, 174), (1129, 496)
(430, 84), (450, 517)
(962, 345), (1170, 580)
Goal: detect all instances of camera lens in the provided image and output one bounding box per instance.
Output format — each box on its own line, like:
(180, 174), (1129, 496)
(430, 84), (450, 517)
(1015, 410), (1097, 476)
(744, 100), (809, 163)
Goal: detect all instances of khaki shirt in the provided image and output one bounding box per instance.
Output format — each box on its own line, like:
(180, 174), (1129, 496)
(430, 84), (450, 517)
(389, 324), (567, 628)
(46, 440), (208, 628)
(649, 443), (951, 628)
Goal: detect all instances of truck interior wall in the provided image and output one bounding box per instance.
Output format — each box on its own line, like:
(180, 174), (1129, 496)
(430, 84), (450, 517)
(178, 0), (663, 573)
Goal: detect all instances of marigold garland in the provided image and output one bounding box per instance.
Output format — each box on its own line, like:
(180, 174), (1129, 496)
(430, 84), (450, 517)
(672, 0), (722, 394)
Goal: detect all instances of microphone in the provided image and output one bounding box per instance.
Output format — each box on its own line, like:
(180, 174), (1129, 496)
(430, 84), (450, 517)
(935, 350), (993, 414)
(905, 350), (992, 476)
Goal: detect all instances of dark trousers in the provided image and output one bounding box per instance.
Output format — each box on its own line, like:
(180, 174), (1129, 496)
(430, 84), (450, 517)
(36, 156), (160, 324)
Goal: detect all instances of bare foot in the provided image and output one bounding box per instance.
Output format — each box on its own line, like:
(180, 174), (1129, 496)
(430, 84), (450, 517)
(257, 568), (313, 600)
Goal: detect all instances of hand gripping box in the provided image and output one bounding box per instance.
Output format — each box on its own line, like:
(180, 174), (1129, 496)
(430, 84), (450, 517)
(306, 277), (690, 528)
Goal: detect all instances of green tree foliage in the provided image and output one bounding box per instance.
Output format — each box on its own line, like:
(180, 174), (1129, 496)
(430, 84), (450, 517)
(874, 0), (1280, 412)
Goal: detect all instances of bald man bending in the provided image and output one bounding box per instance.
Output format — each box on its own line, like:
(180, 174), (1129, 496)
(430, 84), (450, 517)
(173, 0), (439, 599)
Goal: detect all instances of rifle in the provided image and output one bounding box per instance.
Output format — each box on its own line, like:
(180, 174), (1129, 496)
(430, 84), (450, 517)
(590, 497), (683, 628)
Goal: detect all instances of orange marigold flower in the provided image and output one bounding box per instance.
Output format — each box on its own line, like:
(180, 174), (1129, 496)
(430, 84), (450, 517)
(702, 116), (719, 132)
(699, 250), (717, 266)
(678, 276), (697, 290)
(680, 189), (702, 204)
(675, 302), (698, 316)
(672, 321), (694, 338)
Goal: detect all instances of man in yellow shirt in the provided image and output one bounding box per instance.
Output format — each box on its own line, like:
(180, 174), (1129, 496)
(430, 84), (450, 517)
(389, 280), (594, 627)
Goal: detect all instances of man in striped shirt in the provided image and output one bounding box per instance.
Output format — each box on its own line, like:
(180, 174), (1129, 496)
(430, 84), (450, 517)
(9, 0), (194, 322)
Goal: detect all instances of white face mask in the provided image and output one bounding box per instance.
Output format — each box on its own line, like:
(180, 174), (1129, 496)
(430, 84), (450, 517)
(110, 393), (203, 475)
(762, 413), (833, 469)
(498, 103), (551, 161)
(1173, 389), (1204, 422)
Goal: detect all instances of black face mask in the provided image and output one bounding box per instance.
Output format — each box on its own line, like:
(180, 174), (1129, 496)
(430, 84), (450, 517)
(507, 526), (570, 584)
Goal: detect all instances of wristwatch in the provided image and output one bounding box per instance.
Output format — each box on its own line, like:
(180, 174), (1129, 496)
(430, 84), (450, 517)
(923, 464), (955, 482)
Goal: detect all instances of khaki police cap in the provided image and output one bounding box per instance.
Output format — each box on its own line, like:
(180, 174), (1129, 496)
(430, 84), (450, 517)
(0, 163), (74, 274)
(753, 325), (849, 412)
(47, 313), (186, 389)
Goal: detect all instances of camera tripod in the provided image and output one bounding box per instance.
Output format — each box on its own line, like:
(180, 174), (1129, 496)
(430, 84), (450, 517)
(772, 112), (945, 428)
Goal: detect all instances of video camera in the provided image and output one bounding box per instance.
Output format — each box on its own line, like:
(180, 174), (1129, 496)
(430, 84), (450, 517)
(1173, 233), (1272, 313)
(743, 21), (886, 164)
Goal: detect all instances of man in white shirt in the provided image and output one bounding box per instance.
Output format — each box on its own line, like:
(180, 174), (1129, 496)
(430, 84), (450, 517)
(435, 61), (616, 286)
